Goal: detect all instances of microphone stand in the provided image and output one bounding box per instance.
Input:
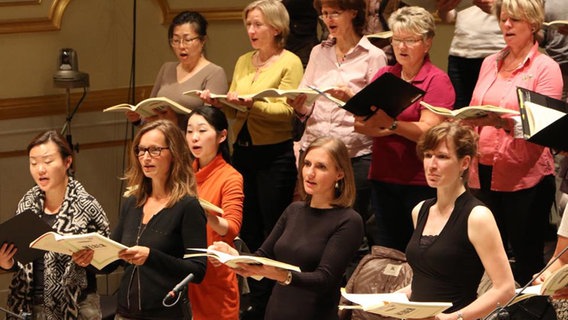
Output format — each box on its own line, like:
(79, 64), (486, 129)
(483, 244), (568, 320)
(0, 306), (30, 320)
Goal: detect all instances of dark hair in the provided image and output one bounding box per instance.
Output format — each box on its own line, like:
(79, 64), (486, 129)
(188, 106), (231, 163)
(313, 0), (367, 36)
(417, 122), (478, 183)
(27, 130), (75, 176)
(124, 120), (197, 208)
(298, 136), (356, 207)
(168, 11), (209, 43)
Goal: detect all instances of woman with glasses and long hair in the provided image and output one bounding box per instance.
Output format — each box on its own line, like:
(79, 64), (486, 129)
(185, 106), (244, 320)
(199, 1), (303, 318)
(74, 120), (207, 319)
(287, 0), (387, 244)
(126, 11), (228, 129)
(0, 130), (110, 320)
(354, 6), (455, 254)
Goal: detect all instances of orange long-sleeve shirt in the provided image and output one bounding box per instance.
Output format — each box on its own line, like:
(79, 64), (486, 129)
(189, 154), (244, 320)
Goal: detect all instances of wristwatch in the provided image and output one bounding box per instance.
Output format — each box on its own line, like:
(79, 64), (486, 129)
(388, 120), (398, 131)
(279, 271), (292, 286)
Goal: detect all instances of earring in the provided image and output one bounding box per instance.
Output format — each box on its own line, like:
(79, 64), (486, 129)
(335, 181), (339, 189)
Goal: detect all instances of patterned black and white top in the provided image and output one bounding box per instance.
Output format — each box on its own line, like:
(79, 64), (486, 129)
(7, 177), (109, 320)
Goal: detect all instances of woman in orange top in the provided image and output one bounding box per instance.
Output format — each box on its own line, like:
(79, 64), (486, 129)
(186, 106), (244, 320)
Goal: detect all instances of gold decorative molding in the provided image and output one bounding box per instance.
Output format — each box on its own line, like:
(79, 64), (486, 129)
(0, 86), (153, 121)
(154, 0), (243, 23)
(0, 0), (40, 7)
(0, 0), (71, 34)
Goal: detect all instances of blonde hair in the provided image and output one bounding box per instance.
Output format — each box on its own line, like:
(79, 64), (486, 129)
(388, 6), (436, 39)
(298, 137), (356, 207)
(493, 0), (544, 32)
(124, 120), (197, 208)
(243, 0), (290, 49)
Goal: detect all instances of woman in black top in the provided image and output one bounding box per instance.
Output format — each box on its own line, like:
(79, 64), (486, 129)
(211, 136), (364, 320)
(403, 122), (515, 320)
(74, 120), (207, 319)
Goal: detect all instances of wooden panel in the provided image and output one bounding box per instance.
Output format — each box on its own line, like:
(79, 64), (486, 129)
(0, 86), (153, 121)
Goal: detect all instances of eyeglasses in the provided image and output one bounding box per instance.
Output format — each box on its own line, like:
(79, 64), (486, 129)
(391, 38), (423, 46)
(135, 146), (169, 157)
(169, 36), (200, 47)
(319, 11), (344, 20)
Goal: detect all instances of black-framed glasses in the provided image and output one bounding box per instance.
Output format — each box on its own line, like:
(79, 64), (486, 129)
(169, 36), (200, 47)
(135, 146), (169, 157)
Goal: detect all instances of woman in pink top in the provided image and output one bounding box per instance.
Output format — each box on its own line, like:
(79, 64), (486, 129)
(185, 106), (244, 320)
(354, 6), (454, 253)
(464, 0), (563, 285)
(288, 0), (387, 235)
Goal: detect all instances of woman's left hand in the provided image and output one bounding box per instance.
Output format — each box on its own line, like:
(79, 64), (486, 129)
(72, 248), (94, 268)
(460, 112), (505, 129)
(553, 287), (568, 300)
(232, 263), (288, 282)
(327, 86), (354, 102)
(353, 108), (396, 137)
(118, 246), (150, 266)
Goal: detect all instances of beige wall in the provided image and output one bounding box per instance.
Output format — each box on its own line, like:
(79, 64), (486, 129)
(0, 0), (454, 308)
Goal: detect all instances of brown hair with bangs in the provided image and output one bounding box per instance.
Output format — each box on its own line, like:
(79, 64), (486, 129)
(417, 122), (478, 183)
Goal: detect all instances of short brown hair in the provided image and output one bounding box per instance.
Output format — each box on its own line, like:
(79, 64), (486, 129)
(298, 136), (356, 207)
(124, 120), (197, 208)
(417, 122), (478, 183)
(313, 0), (367, 36)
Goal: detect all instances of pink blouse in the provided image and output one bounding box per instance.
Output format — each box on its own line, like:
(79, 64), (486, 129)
(469, 42), (563, 191)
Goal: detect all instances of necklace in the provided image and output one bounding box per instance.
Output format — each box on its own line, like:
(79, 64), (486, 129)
(501, 59), (524, 72)
(401, 70), (417, 82)
(253, 51), (279, 70)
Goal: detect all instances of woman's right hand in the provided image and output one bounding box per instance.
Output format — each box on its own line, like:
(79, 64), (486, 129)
(208, 241), (239, 267)
(200, 89), (224, 108)
(72, 248), (94, 268)
(0, 243), (17, 269)
(126, 111), (142, 124)
(287, 94), (308, 115)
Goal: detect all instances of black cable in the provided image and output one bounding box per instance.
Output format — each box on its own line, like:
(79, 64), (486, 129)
(118, 0), (138, 217)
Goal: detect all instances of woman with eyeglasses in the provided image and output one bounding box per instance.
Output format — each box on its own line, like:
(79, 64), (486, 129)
(353, 6), (455, 253)
(0, 130), (110, 319)
(199, 1), (303, 318)
(287, 0), (387, 243)
(75, 120), (208, 319)
(463, 0), (562, 286)
(127, 11), (228, 130)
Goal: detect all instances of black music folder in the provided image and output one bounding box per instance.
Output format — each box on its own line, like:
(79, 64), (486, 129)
(516, 87), (568, 151)
(0, 210), (52, 264)
(342, 72), (425, 118)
